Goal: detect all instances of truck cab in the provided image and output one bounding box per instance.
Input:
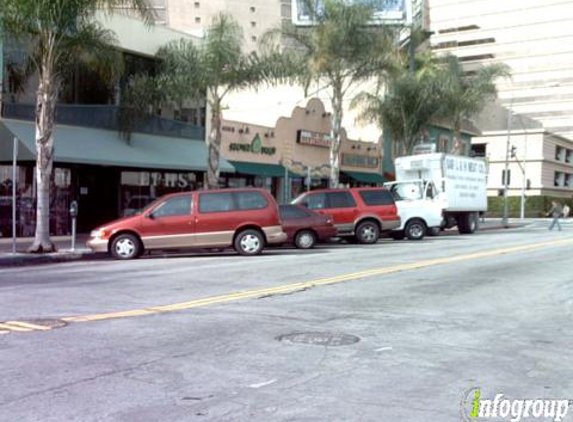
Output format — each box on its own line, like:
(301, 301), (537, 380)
(384, 179), (444, 240)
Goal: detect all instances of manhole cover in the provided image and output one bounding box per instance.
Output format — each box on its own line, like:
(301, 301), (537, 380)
(276, 332), (360, 347)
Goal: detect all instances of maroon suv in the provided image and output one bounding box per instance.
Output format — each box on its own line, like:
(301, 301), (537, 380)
(292, 187), (400, 244)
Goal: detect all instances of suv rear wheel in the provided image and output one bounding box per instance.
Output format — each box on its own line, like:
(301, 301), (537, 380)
(234, 229), (264, 256)
(405, 219), (426, 241)
(110, 233), (141, 260)
(294, 230), (316, 249)
(355, 221), (380, 244)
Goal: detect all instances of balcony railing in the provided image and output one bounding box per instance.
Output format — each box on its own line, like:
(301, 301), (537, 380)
(2, 102), (206, 140)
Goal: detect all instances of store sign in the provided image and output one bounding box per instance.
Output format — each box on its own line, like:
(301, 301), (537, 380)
(413, 143), (436, 155)
(297, 130), (332, 148)
(229, 134), (276, 155)
(122, 171), (197, 188)
(341, 154), (379, 168)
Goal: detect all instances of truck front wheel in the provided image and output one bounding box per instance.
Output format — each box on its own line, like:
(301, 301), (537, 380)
(405, 219), (427, 240)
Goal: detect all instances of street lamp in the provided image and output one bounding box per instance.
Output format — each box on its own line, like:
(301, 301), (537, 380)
(502, 102), (512, 227)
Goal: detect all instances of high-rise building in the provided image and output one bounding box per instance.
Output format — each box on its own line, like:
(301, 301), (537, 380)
(429, 0), (573, 141)
(162, 0), (291, 52)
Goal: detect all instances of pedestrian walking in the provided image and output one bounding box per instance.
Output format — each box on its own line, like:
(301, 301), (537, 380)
(547, 200), (563, 231)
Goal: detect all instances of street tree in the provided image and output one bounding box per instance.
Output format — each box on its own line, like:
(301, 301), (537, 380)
(156, 14), (285, 189)
(267, 0), (398, 188)
(354, 52), (444, 156)
(0, 0), (151, 253)
(437, 55), (510, 154)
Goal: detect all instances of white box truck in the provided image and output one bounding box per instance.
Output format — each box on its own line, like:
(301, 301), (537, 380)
(385, 153), (487, 238)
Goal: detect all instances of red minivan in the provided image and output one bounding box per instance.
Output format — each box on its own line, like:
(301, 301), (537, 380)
(292, 187), (400, 244)
(87, 188), (287, 259)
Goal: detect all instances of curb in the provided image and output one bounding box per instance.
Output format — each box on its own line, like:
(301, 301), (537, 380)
(0, 251), (98, 268)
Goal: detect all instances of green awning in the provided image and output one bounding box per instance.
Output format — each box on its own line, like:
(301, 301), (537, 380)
(229, 161), (294, 178)
(0, 119), (234, 172)
(342, 171), (387, 184)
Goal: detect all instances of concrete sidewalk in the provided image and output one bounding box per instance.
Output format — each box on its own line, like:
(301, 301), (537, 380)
(0, 234), (94, 267)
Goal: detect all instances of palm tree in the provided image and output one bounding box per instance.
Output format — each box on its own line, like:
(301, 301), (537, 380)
(437, 55), (510, 154)
(0, 0), (151, 253)
(156, 14), (285, 190)
(268, 0), (398, 188)
(354, 52), (444, 156)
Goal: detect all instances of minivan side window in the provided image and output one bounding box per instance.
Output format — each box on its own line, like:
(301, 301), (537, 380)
(326, 191), (356, 208)
(199, 192), (235, 213)
(359, 190), (395, 206)
(151, 196), (192, 217)
(236, 191), (268, 210)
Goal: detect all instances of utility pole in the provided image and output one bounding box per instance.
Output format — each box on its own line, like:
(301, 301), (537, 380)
(502, 103), (512, 226)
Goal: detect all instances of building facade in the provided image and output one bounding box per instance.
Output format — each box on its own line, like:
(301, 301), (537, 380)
(0, 13), (226, 237)
(429, 0), (573, 141)
(472, 129), (573, 199)
(220, 98), (386, 203)
(163, 0), (291, 52)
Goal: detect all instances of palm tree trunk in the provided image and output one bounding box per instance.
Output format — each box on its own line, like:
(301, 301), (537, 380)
(28, 67), (57, 253)
(206, 95), (222, 190)
(329, 88), (343, 188)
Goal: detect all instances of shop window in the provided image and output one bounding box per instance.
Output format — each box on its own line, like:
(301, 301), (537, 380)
(151, 195), (192, 218)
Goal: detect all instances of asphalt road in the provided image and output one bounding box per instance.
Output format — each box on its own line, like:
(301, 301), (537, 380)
(1, 225), (573, 422)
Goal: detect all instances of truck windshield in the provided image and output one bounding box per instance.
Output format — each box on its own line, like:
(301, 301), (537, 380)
(389, 182), (424, 201)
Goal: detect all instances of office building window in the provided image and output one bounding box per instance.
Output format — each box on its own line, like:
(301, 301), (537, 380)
(195, 17), (201, 23)
(502, 169), (511, 186)
(194, 1), (200, 7)
(251, 21), (256, 27)
(250, 6), (256, 12)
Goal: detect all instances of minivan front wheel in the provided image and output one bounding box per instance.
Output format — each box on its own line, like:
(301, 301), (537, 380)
(110, 233), (141, 260)
(235, 229), (264, 256)
(355, 221), (380, 244)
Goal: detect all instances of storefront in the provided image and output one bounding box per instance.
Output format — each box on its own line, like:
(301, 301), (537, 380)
(220, 98), (385, 203)
(0, 119), (233, 236)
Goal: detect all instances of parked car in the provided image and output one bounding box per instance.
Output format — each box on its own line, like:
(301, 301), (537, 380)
(87, 188), (287, 259)
(291, 187), (400, 244)
(279, 204), (337, 249)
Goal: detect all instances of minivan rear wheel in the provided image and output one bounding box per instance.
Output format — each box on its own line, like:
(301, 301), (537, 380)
(234, 229), (264, 256)
(355, 221), (380, 244)
(110, 233), (141, 260)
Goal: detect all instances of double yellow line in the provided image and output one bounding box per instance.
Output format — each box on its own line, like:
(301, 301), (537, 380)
(2, 237), (571, 334)
(0, 321), (51, 334)
(59, 237), (573, 325)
